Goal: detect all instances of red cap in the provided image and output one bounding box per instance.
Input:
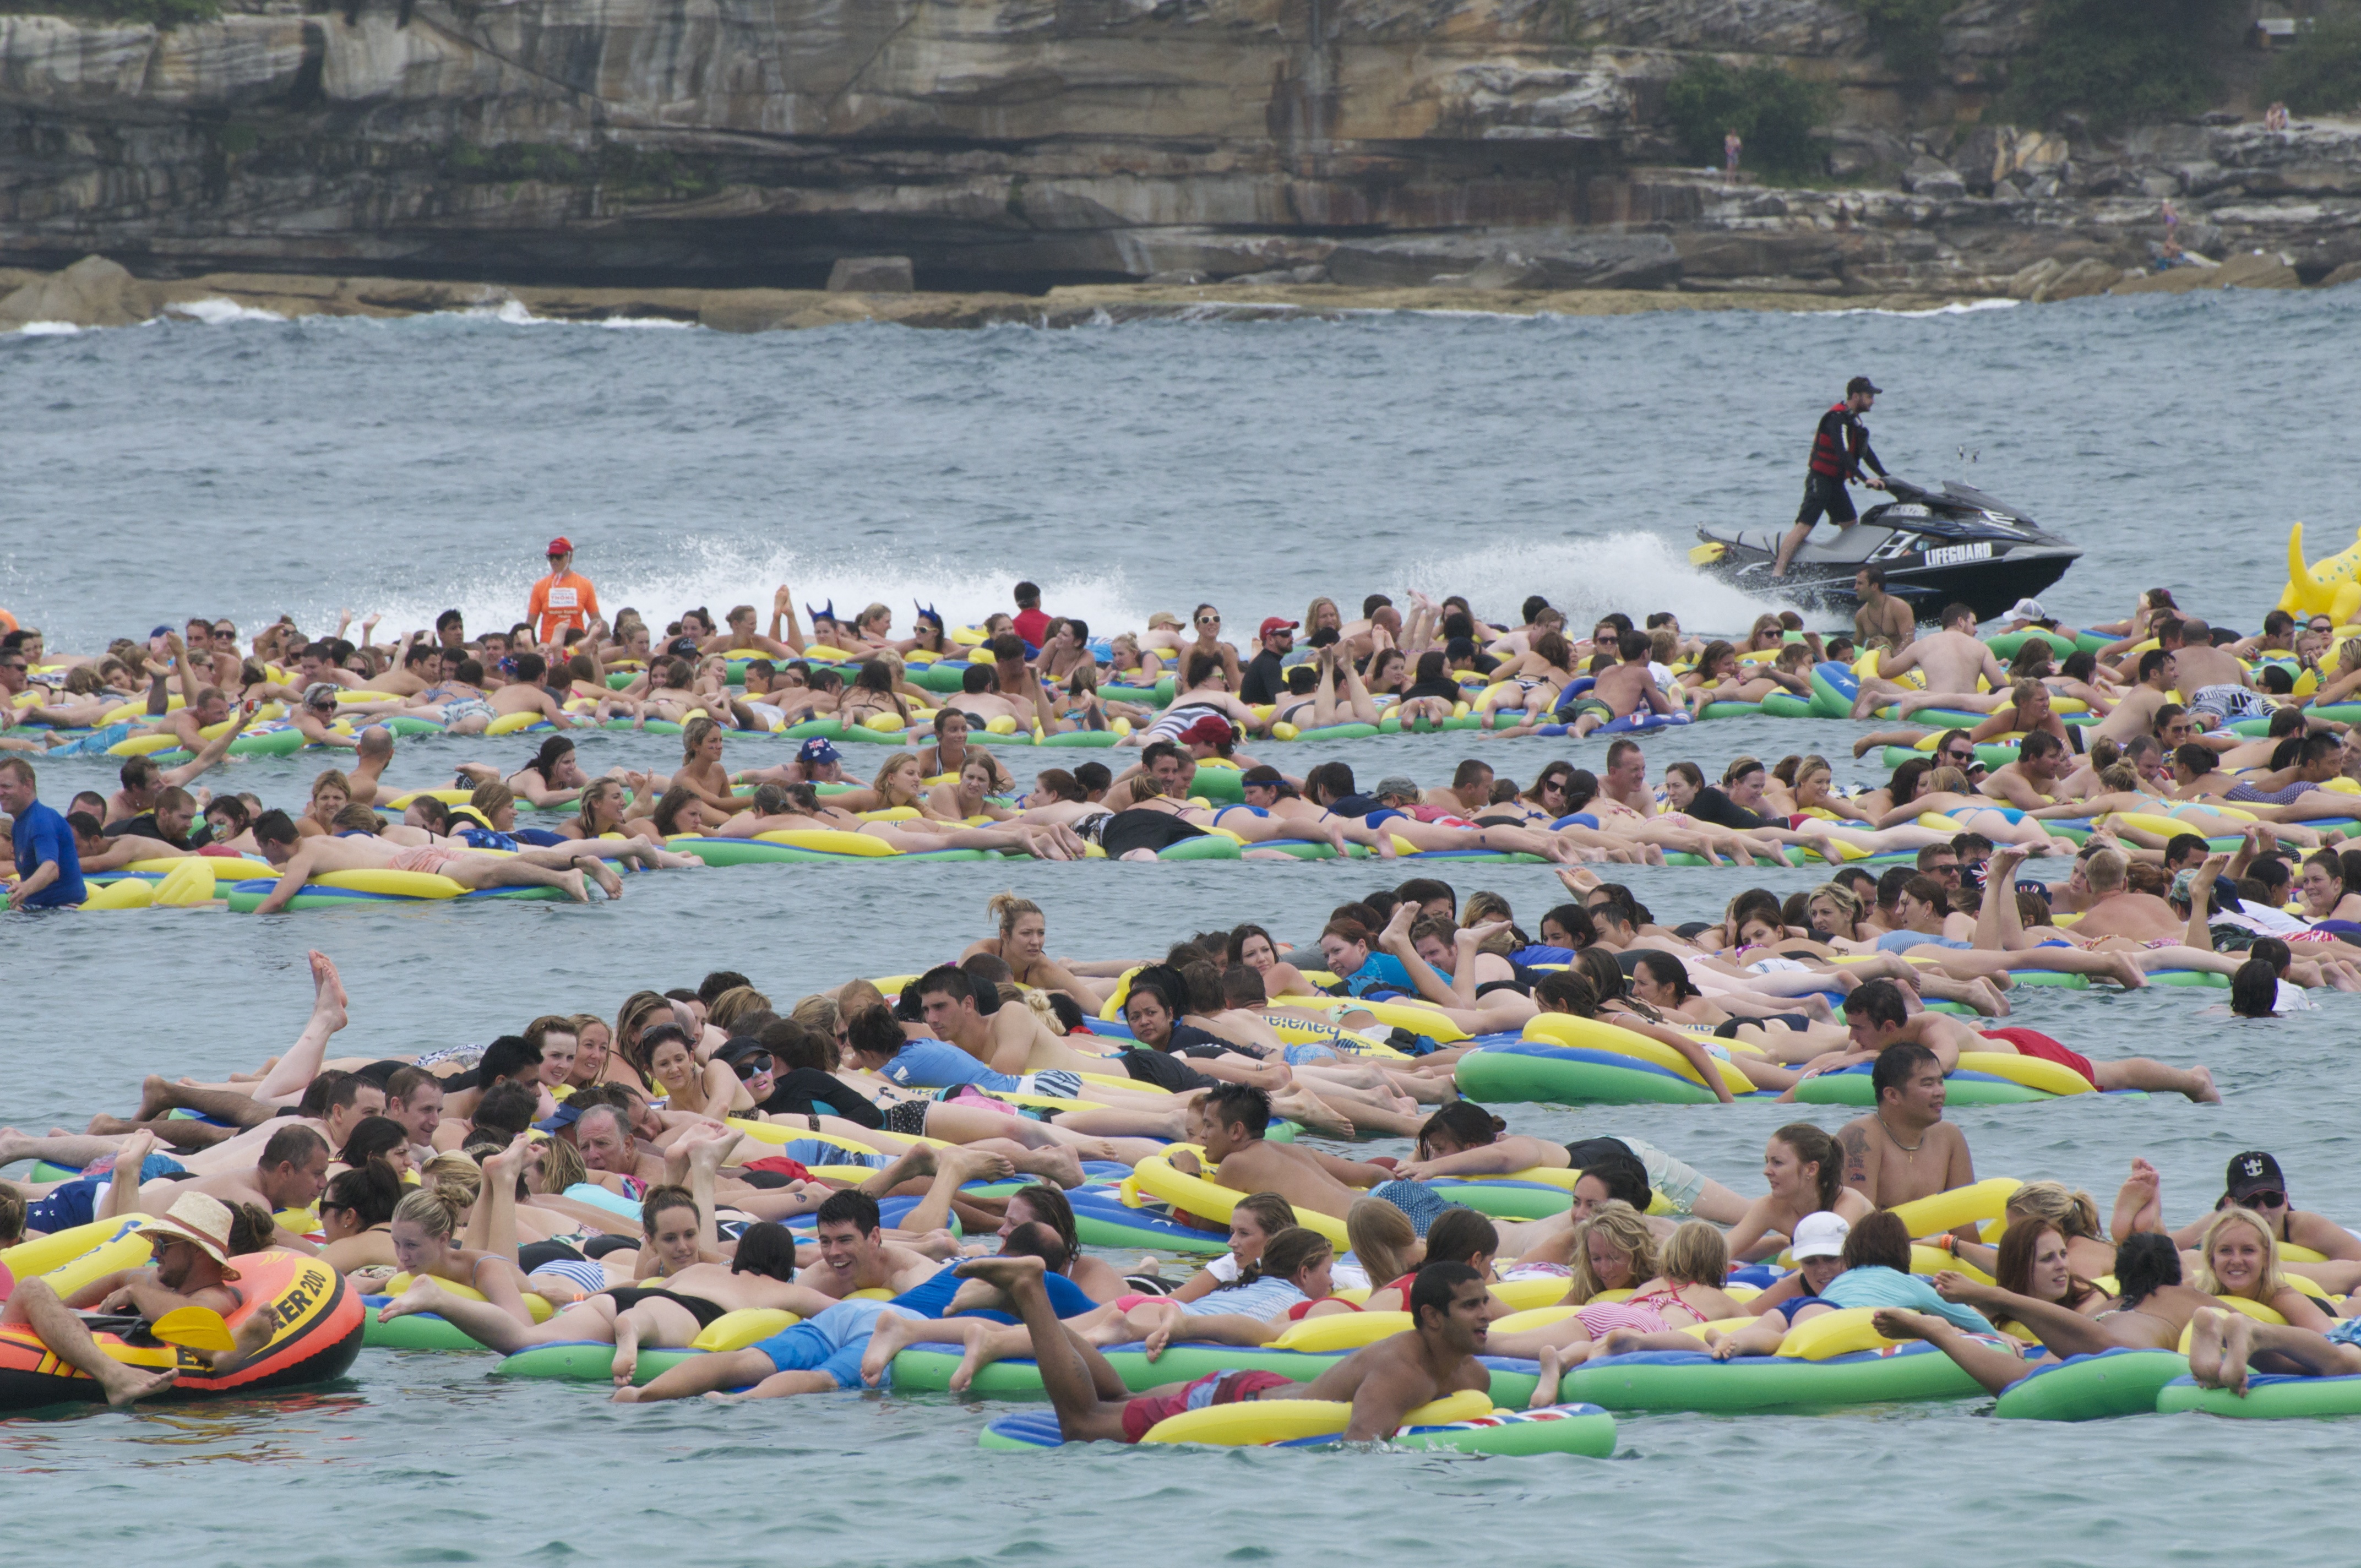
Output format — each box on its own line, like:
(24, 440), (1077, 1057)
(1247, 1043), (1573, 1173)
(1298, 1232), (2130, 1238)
(1258, 617), (1298, 638)
(547, 536), (574, 557)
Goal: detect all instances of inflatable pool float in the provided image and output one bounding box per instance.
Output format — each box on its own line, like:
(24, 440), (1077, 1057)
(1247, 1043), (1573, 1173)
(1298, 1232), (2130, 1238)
(493, 1306), (798, 1383)
(896, 1335), (1543, 1404)
(1993, 1348), (2191, 1421)
(0, 1249), (362, 1410)
(2155, 1371), (2361, 1419)
(1788, 1050), (2104, 1107)
(1560, 1336), (2021, 1413)
(222, 876), (575, 912)
(976, 1391), (1616, 1455)
(362, 1272), (557, 1349)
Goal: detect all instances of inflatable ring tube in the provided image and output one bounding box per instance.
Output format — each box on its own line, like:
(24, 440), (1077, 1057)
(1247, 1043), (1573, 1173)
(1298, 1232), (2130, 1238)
(1884, 1178), (2023, 1239)
(1985, 628), (2083, 659)
(1141, 1389), (1493, 1445)
(1455, 1041), (1731, 1107)
(81, 878), (156, 910)
(1321, 997), (1468, 1044)
(1120, 1153), (1349, 1246)
(0, 1250), (361, 1408)
(2156, 1371), (2361, 1418)
(1270, 1311), (1415, 1353)
(1774, 1306), (1911, 1360)
(493, 1341), (708, 1383)
(1698, 701), (1764, 720)
(1760, 692), (1821, 719)
(1068, 1188), (1231, 1253)
(1594, 711), (1691, 736)
(227, 726), (310, 758)
(1810, 661), (1860, 717)
(311, 869), (467, 899)
(976, 1399), (1612, 1455)
(2173, 1297), (2288, 1352)
(1426, 1179), (1570, 1222)
(1, 1215), (159, 1279)
(1040, 729), (1120, 748)
(669, 836), (889, 866)
(107, 731), (184, 758)
(1285, 722), (1381, 743)
(1560, 1340), (2003, 1413)
(1993, 1347), (2192, 1421)
(1789, 1064), (2053, 1107)
(484, 711), (546, 736)
(1951, 1050), (2092, 1097)
(752, 828), (899, 857)
(1520, 1013), (1755, 1097)
(382, 1273), (556, 1322)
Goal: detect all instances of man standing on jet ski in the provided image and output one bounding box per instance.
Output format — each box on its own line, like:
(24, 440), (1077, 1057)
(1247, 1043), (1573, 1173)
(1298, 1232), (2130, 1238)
(1771, 376), (1887, 579)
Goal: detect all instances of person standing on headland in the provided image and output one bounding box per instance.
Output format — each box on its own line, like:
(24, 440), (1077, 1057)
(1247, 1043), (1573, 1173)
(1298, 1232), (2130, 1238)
(528, 536), (601, 649)
(1771, 377), (1888, 580)
(1723, 129), (1742, 183)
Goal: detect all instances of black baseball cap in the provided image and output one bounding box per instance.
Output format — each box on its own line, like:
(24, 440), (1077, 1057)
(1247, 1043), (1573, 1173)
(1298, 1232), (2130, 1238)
(2225, 1150), (2285, 1202)
(1848, 376), (1882, 395)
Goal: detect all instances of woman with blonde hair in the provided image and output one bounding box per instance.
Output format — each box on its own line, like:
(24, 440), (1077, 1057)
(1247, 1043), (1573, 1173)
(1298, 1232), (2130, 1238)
(2191, 1207), (2335, 1329)
(1494, 1212), (1741, 1370)
(957, 891), (1107, 1004)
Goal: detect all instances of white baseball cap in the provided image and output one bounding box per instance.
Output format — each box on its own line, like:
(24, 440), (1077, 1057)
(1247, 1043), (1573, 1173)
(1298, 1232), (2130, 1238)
(2004, 598), (2049, 623)
(1791, 1210), (1851, 1260)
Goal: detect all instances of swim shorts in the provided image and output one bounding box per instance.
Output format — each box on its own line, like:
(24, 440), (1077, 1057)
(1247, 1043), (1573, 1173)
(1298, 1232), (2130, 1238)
(1368, 1178), (1462, 1238)
(2188, 683), (2271, 721)
(24, 1151), (188, 1232)
(1796, 473), (1858, 527)
(391, 845), (464, 875)
(749, 1298), (905, 1389)
(1977, 1026), (2095, 1086)
(1563, 1135), (1707, 1213)
(882, 1099), (931, 1137)
(442, 698), (495, 727)
(1558, 696), (1613, 723)
(1119, 1369), (1295, 1444)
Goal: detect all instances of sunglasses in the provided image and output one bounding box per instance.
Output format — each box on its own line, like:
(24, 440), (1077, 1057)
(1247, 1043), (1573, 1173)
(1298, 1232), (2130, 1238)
(2241, 1190), (2287, 1208)
(734, 1053), (775, 1077)
(1197, 617), (1218, 626)
(1943, 749), (1973, 763)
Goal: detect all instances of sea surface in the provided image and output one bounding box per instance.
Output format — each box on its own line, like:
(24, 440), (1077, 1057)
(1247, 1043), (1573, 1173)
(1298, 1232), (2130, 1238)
(2, 290), (2354, 1568)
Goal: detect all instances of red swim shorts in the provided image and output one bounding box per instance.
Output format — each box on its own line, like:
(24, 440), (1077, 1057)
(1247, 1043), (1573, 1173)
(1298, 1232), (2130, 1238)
(1119, 1369), (1294, 1443)
(1977, 1026), (2095, 1086)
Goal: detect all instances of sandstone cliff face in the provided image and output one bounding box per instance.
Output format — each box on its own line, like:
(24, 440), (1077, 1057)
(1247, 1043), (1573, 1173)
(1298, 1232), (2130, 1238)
(0, 0), (2352, 292)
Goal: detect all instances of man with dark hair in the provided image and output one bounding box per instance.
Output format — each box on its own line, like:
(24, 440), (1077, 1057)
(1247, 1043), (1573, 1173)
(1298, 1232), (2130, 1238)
(1774, 374), (1887, 579)
(247, 807), (591, 912)
(913, 962), (1103, 1079)
(1835, 1036), (1971, 1215)
(1851, 561), (1914, 650)
(1559, 630), (1673, 737)
(953, 1252), (1492, 1442)
(614, 1183), (953, 1404)
(698, 970), (752, 1005)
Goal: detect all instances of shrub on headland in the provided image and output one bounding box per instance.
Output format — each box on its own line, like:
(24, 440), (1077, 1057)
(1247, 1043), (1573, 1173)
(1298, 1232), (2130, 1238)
(1664, 59), (1834, 181)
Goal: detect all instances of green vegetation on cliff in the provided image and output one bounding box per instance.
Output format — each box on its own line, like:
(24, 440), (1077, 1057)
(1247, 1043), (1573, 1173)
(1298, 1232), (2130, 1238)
(1665, 59), (1831, 179)
(2001, 0), (2236, 127)
(0, 0), (216, 24)
(2261, 14), (2361, 114)
(1847, 0), (1949, 81)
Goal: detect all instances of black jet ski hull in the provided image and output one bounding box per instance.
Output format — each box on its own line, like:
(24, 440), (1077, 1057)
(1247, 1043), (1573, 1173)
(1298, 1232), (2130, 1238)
(1701, 546), (2081, 622)
(1694, 478), (2081, 623)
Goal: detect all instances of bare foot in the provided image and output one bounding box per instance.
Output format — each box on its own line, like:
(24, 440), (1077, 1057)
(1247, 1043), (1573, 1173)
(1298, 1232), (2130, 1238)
(587, 858), (624, 899)
(1869, 1308), (1941, 1342)
(100, 1364), (180, 1408)
(2187, 1064), (2222, 1104)
(954, 1253), (1047, 1292)
(1010, 1145), (1082, 1189)
(376, 1277), (453, 1322)
(2108, 954), (2149, 990)
(309, 950), (349, 1033)
(557, 869), (590, 903)
(2218, 1311), (2255, 1396)
(2188, 1306), (2227, 1388)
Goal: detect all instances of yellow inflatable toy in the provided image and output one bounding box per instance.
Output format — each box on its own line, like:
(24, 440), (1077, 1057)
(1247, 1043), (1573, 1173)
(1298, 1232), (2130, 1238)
(2278, 521), (2361, 627)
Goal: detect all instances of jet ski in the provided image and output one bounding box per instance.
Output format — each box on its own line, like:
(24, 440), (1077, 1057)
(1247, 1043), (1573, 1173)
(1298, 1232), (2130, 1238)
(1690, 478), (2081, 622)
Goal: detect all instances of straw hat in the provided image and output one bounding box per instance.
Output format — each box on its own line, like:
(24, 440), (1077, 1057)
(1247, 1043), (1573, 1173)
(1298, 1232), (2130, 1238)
(133, 1193), (243, 1278)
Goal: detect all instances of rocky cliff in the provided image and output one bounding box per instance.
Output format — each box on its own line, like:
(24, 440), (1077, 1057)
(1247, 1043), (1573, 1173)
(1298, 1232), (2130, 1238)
(0, 0), (2355, 294)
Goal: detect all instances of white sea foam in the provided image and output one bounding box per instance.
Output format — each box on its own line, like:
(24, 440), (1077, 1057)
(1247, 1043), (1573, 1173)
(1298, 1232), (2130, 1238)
(165, 297), (289, 325)
(14, 320), (80, 335)
(1395, 530), (1842, 634)
(337, 528), (1812, 649)
(1831, 297), (2021, 319)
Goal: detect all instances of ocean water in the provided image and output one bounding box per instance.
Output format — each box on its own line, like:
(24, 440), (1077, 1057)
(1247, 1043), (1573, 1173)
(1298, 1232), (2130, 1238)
(2, 290), (2355, 1568)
